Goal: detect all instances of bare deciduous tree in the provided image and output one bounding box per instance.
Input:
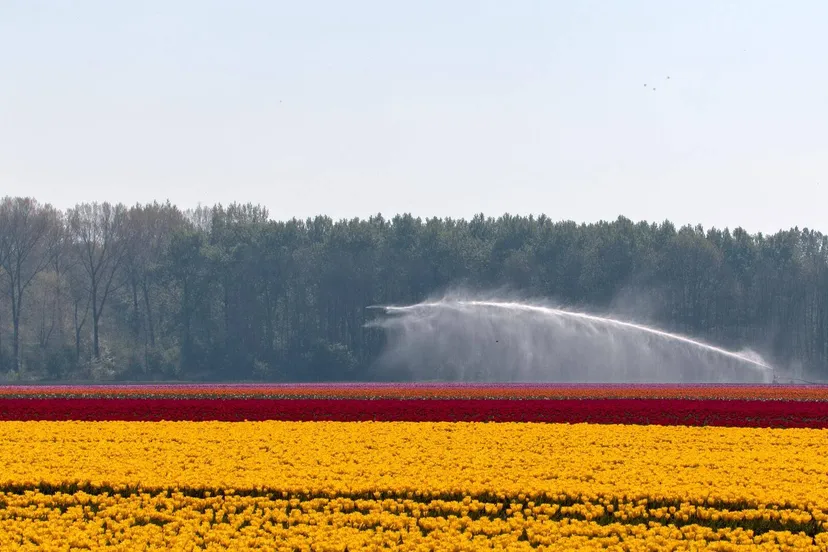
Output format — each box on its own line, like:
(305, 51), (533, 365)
(67, 202), (129, 359)
(66, 256), (91, 361)
(0, 197), (60, 370)
(35, 212), (74, 351)
(125, 201), (186, 371)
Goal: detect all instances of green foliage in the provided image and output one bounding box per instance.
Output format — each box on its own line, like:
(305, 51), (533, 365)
(43, 346), (77, 380)
(0, 200), (827, 381)
(301, 340), (359, 382)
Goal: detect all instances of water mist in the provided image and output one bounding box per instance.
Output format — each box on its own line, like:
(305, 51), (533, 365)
(366, 293), (773, 383)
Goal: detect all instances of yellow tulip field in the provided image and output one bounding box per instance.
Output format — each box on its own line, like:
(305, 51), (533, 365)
(0, 384), (827, 550)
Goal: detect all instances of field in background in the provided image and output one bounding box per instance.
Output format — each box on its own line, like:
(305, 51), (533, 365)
(1, 383), (827, 550)
(4, 382), (828, 400)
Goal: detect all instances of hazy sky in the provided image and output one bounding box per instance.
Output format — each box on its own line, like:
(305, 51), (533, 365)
(2, 1), (827, 234)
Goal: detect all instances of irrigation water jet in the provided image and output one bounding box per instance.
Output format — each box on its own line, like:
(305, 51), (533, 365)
(367, 297), (774, 383)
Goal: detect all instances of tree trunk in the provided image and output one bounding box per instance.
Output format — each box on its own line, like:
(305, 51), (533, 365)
(263, 285), (274, 353)
(131, 276), (140, 337)
(142, 280), (155, 346)
(12, 314), (19, 372)
(56, 270), (64, 344)
(180, 277), (192, 370)
(92, 283), (100, 359)
(11, 281), (21, 372)
(74, 302), (82, 361)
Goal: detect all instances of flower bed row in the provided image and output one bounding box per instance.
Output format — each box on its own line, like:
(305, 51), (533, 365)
(2, 421), (827, 547)
(3, 419), (827, 549)
(3, 421), (826, 508)
(1, 398), (827, 427)
(2, 383), (828, 401)
(1, 491), (824, 550)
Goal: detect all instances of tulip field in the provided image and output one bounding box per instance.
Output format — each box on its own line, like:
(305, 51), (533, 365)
(1, 384), (827, 550)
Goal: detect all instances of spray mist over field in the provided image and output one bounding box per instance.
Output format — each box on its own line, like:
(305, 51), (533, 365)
(367, 291), (773, 383)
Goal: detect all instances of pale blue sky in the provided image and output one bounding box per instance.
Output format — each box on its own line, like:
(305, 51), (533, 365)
(2, 1), (827, 234)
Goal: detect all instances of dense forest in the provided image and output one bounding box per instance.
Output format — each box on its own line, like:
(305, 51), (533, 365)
(0, 196), (826, 382)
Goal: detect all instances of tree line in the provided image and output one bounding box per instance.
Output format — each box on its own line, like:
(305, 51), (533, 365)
(0, 196), (826, 381)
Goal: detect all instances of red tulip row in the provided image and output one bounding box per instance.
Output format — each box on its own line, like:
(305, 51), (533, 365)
(1, 398), (827, 427)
